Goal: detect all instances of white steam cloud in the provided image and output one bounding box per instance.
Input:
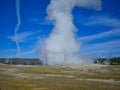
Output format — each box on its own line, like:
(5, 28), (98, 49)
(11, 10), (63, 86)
(15, 0), (21, 55)
(39, 0), (102, 65)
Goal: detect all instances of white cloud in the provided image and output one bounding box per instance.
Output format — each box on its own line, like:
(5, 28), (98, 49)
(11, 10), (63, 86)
(30, 17), (52, 25)
(8, 31), (36, 43)
(83, 39), (120, 50)
(79, 15), (120, 57)
(0, 49), (15, 53)
(0, 49), (16, 58)
(15, 49), (36, 58)
(84, 16), (120, 27)
(1, 46), (37, 58)
(81, 39), (120, 57)
(7, 30), (42, 58)
(79, 29), (120, 41)
(79, 16), (120, 42)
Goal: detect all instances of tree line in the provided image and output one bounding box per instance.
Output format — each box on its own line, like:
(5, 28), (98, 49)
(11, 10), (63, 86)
(94, 57), (120, 65)
(0, 58), (42, 65)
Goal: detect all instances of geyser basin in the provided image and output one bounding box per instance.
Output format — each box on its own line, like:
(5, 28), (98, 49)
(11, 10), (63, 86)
(39, 0), (102, 65)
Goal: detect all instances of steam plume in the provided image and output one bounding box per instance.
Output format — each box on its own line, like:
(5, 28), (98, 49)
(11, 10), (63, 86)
(15, 0), (21, 55)
(39, 0), (102, 65)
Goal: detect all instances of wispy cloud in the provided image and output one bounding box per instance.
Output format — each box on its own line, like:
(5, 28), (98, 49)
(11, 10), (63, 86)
(30, 17), (52, 25)
(79, 15), (120, 42)
(80, 39), (120, 57)
(8, 31), (37, 43)
(0, 46), (37, 58)
(79, 29), (120, 41)
(15, 49), (36, 58)
(7, 30), (42, 58)
(83, 15), (120, 27)
(0, 49), (16, 58)
(82, 39), (120, 50)
(79, 15), (120, 57)
(0, 49), (16, 54)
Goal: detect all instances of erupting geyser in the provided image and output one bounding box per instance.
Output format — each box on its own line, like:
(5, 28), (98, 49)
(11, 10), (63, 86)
(39, 0), (102, 65)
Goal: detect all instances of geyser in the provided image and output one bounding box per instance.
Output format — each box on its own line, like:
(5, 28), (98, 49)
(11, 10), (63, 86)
(39, 0), (102, 65)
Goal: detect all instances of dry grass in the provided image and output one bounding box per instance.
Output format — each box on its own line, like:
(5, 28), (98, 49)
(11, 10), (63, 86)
(0, 63), (120, 90)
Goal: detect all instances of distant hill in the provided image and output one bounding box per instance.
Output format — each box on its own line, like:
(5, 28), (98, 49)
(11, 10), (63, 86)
(0, 58), (42, 65)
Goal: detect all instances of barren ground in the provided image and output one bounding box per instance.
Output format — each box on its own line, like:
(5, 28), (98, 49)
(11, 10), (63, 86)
(0, 63), (120, 90)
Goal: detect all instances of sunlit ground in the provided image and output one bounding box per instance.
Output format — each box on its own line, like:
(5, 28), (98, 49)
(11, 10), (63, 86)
(0, 63), (120, 90)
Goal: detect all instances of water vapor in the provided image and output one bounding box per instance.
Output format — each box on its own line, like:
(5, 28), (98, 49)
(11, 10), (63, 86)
(39, 0), (102, 65)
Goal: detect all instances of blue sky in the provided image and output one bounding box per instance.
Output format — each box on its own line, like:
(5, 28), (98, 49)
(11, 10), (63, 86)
(0, 0), (120, 58)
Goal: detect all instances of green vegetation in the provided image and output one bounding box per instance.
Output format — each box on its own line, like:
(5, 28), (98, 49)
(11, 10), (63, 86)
(94, 57), (120, 65)
(0, 63), (120, 90)
(0, 57), (120, 65)
(109, 57), (120, 65)
(0, 58), (41, 65)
